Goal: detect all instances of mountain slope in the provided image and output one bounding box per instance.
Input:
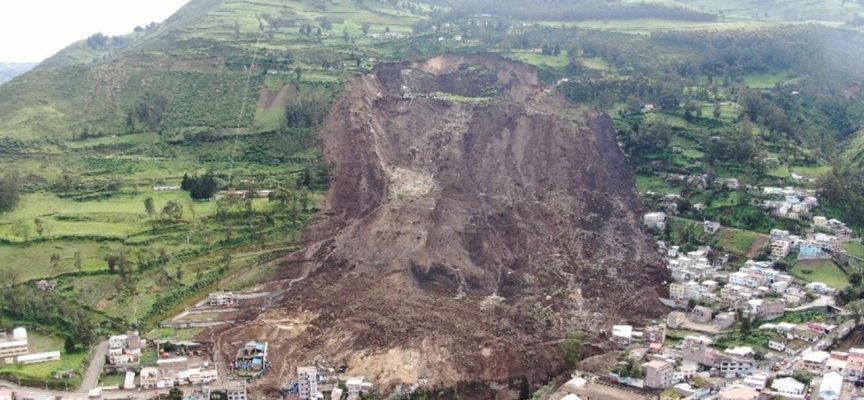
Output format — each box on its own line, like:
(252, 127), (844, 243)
(0, 62), (37, 85)
(217, 54), (668, 396)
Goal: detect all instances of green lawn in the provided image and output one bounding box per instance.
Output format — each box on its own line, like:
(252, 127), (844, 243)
(743, 73), (802, 89)
(502, 51), (570, 69)
(717, 229), (761, 255)
(636, 174), (681, 195)
(844, 242), (864, 259)
(0, 328), (87, 383)
(791, 259), (850, 289)
(146, 327), (204, 341)
(98, 373), (126, 388)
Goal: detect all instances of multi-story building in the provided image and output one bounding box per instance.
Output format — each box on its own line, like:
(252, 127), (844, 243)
(235, 341), (267, 372)
(771, 241), (791, 258)
(225, 380), (247, 400)
(643, 360), (674, 389)
(108, 331), (143, 365)
(717, 356), (754, 377)
(729, 272), (765, 288)
(715, 312), (736, 330)
(820, 372), (843, 400)
(770, 229), (790, 242)
(748, 299), (785, 320)
(803, 351), (830, 373)
(800, 242), (824, 259)
(670, 283), (686, 301)
(644, 212), (666, 228)
(209, 292), (237, 307)
(682, 344), (719, 367)
(0, 327), (28, 359)
(667, 312), (686, 329)
(297, 367), (318, 400)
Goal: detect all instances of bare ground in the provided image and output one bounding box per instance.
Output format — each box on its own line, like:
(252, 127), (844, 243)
(212, 53), (670, 399)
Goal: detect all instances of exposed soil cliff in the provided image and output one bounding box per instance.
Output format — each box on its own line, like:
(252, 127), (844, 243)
(218, 53), (668, 398)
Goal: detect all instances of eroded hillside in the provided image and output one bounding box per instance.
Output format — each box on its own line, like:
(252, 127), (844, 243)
(217, 54), (669, 397)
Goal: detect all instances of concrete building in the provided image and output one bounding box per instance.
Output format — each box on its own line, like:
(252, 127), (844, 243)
(209, 292), (237, 307)
(814, 216), (828, 226)
(139, 367), (159, 388)
(346, 377), (372, 400)
(715, 312), (736, 330)
(800, 242), (825, 259)
(0, 327), (28, 359)
(226, 380), (248, 400)
(717, 357), (754, 377)
(670, 283), (686, 301)
(643, 360), (674, 389)
(803, 351), (831, 372)
(819, 371), (843, 400)
(298, 367), (318, 400)
(644, 212), (667, 228)
(771, 240), (791, 258)
(123, 371), (136, 390)
(719, 385), (759, 400)
(704, 221), (721, 234)
(17, 351), (60, 364)
(742, 374), (768, 390)
(690, 306), (713, 324)
(235, 341), (267, 372)
(771, 377), (805, 396)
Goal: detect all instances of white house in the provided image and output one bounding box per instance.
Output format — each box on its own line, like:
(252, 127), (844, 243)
(771, 377), (805, 396)
(644, 212), (667, 228)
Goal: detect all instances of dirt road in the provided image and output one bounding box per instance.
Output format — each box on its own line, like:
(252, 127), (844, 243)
(79, 341), (108, 393)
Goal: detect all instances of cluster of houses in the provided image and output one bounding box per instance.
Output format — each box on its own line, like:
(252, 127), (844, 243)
(291, 366), (373, 400)
(107, 331), (144, 367)
(0, 327), (61, 366)
(760, 187), (820, 221)
(137, 358), (218, 389)
(601, 314), (858, 400)
(768, 219), (852, 261)
(234, 341), (268, 374)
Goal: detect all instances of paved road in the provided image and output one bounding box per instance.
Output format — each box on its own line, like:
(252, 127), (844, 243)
(1, 379), (158, 400)
(79, 341), (109, 393)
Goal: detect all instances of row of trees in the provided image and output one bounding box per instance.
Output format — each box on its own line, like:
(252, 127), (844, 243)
(181, 172), (223, 200)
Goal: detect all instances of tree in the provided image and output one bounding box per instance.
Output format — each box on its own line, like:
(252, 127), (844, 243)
(169, 387), (183, 400)
(298, 189), (311, 212)
(385, 26), (391, 33)
(687, 299), (697, 311)
(269, 187), (295, 208)
(625, 93), (643, 115)
(713, 102), (722, 119)
(74, 250), (83, 272)
(65, 336), (76, 353)
(34, 217), (45, 237)
(0, 171), (21, 212)
(847, 299), (864, 325)
(559, 332), (583, 370)
(852, 272), (863, 286)
(105, 254), (118, 274)
(50, 253), (61, 270)
(161, 201), (184, 222)
(145, 197), (156, 219)
(176, 267), (184, 281)
(362, 23), (371, 36)
(792, 369), (812, 386)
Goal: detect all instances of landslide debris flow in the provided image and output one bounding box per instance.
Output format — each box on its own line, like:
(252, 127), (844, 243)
(217, 53), (669, 396)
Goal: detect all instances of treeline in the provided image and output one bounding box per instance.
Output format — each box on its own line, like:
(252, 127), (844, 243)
(181, 171), (224, 200)
(0, 171), (20, 212)
(423, 0), (717, 22)
(0, 268), (95, 347)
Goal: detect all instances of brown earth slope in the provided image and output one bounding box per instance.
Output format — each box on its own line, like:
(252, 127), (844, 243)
(218, 53), (668, 398)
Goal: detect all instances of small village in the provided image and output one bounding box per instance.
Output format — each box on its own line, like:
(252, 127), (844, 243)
(543, 179), (864, 400)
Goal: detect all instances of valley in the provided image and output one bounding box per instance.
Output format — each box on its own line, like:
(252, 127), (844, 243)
(0, 0), (863, 399)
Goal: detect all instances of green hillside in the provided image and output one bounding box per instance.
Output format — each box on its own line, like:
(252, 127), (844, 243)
(0, 0), (864, 389)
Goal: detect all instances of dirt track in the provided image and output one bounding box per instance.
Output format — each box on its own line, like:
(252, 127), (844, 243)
(213, 53), (670, 399)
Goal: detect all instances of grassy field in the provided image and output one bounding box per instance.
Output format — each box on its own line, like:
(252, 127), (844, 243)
(844, 242), (864, 259)
(791, 259), (850, 289)
(0, 328), (87, 384)
(146, 327), (204, 341)
(636, 175), (681, 195)
(717, 228), (762, 256)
